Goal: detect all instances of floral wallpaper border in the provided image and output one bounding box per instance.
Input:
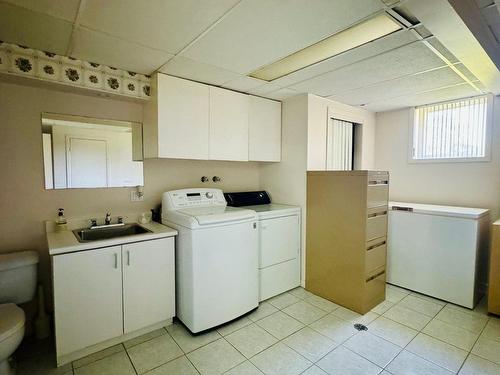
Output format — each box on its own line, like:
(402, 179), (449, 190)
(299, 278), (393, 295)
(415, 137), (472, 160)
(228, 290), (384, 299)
(0, 41), (151, 99)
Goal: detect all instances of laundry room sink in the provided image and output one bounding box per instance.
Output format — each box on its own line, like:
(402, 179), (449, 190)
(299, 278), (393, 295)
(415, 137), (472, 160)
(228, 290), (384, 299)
(73, 223), (151, 242)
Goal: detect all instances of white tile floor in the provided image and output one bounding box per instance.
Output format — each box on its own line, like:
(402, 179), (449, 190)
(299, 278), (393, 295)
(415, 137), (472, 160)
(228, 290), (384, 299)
(14, 284), (500, 375)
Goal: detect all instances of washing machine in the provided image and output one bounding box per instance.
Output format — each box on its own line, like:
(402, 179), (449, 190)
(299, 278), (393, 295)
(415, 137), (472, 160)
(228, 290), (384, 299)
(162, 188), (258, 333)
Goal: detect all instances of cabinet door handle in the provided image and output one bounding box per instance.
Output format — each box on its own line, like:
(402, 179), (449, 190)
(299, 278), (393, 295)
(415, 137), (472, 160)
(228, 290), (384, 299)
(114, 253), (118, 269)
(127, 250), (130, 266)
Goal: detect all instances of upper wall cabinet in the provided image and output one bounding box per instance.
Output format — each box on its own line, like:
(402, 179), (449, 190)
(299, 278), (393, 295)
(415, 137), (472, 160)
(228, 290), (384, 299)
(209, 87), (249, 161)
(144, 74), (209, 160)
(249, 96), (282, 162)
(144, 74), (282, 162)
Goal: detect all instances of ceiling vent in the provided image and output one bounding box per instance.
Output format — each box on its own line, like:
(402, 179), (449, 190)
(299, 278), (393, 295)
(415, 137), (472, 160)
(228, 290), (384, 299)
(380, 0), (400, 6)
(414, 24), (433, 39)
(426, 38), (460, 64)
(392, 5), (420, 26)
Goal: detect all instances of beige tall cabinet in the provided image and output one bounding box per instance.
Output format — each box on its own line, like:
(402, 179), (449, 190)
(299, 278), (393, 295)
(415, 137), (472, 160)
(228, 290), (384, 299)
(306, 170), (389, 314)
(488, 220), (500, 315)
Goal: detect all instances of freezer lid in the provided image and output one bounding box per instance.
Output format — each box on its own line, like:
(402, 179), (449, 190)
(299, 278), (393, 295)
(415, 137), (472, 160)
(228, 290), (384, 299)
(389, 201), (490, 219)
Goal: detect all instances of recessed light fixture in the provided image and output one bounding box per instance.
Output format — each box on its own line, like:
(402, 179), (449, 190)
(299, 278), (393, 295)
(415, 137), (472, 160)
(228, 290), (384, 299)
(249, 13), (402, 82)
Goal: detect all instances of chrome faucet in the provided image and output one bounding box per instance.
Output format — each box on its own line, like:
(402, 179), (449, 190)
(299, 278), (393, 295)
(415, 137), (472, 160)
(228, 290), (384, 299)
(105, 212), (112, 225)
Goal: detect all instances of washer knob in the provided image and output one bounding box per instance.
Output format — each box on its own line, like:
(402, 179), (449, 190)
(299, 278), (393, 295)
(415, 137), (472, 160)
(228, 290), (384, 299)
(205, 192), (214, 199)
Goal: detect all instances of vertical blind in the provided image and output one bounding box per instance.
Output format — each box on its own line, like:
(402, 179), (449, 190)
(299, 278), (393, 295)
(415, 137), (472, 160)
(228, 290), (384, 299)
(327, 118), (353, 170)
(413, 96), (488, 160)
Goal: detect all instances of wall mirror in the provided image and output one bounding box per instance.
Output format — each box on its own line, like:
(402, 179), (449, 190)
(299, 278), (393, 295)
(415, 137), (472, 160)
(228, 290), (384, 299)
(41, 113), (144, 189)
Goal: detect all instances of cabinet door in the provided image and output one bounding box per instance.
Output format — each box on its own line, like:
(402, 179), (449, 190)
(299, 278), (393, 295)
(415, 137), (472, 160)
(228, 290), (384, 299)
(209, 87), (249, 161)
(260, 215), (300, 268)
(53, 246), (123, 356)
(157, 74), (209, 159)
(122, 238), (175, 333)
(249, 96), (281, 161)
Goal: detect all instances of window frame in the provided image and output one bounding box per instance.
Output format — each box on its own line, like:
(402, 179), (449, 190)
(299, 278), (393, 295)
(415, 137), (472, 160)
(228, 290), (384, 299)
(407, 94), (494, 164)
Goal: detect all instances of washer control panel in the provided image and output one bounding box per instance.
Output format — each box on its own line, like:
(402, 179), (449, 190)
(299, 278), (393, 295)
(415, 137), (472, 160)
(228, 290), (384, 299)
(163, 188), (226, 210)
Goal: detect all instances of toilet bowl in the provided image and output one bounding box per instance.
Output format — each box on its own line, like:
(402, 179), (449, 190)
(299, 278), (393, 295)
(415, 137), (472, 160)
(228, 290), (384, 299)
(0, 304), (25, 375)
(0, 251), (38, 375)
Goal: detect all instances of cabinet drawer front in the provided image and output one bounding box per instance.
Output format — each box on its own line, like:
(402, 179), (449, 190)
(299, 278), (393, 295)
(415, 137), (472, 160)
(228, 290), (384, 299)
(366, 207), (388, 241)
(365, 270), (386, 308)
(366, 239), (387, 275)
(368, 171), (389, 185)
(53, 246), (123, 357)
(367, 184), (388, 209)
(260, 258), (300, 301)
(260, 215), (300, 267)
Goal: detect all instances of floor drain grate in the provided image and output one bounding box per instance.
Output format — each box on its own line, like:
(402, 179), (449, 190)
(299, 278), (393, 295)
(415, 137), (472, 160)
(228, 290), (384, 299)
(353, 323), (368, 331)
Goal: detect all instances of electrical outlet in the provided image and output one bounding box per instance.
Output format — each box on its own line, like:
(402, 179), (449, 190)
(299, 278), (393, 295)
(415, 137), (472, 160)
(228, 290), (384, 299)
(130, 191), (144, 202)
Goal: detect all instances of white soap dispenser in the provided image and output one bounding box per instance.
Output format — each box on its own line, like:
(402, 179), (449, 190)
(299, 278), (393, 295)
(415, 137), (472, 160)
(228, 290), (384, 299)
(56, 208), (67, 232)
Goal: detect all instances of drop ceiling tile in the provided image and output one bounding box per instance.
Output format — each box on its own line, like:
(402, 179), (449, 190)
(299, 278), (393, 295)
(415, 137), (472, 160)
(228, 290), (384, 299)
(289, 41), (446, 96)
(329, 67), (464, 105)
(222, 76), (268, 92)
(454, 63), (480, 82)
(1, 0), (80, 21)
(79, 0), (240, 54)
(264, 88), (301, 100)
(159, 56), (240, 86)
(0, 2), (73, 55)
(249, 82), (286, 96)
(473, 80), (487, 90)
(182, 0), (383, 74)
(365, 83), (480, 112)
(426, 37), (460, 63)
(71, 27), (173, 74)
(272, 30), (419, 88)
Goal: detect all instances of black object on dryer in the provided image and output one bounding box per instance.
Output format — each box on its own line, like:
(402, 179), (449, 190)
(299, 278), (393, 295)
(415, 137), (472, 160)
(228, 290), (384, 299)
(224, 191), (271, 207)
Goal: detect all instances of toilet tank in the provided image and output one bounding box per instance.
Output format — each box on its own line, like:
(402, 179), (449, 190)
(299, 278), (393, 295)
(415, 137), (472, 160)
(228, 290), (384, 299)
(0, 251), (39, 304)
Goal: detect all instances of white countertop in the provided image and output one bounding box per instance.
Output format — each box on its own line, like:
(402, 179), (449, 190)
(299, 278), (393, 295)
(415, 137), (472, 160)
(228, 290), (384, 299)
(47, 222), (177, 255)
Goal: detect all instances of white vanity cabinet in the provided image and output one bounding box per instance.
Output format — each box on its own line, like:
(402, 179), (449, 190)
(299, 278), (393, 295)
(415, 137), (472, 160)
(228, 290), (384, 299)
(122, 239), (175, 333)
(52, 237), (175, 364)
(53, 245), (123, 357)
(143, 73), (282, 162)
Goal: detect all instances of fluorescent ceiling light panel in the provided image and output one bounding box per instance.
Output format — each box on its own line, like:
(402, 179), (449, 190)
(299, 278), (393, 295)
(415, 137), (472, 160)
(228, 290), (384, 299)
(249, 13), (402, 81)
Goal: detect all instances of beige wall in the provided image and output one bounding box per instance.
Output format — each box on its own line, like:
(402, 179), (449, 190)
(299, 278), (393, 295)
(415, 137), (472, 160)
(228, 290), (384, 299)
(374, 96), (500, 220)
(307, 95), (376, 171)
(260, 94), (377, 285)
(0, 81), (261, 320)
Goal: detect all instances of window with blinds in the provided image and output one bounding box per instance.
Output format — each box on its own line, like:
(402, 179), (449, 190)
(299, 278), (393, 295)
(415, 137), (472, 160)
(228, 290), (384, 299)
(326, 118), (354, 170)
(412, 96), (491, 161)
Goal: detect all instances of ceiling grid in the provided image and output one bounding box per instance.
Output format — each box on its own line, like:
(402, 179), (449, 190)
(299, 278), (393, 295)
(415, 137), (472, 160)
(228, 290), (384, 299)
(0, 0), (494, 111)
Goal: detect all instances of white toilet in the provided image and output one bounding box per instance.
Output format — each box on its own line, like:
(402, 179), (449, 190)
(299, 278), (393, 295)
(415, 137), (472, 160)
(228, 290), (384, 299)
(0, 251), (39, 375)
